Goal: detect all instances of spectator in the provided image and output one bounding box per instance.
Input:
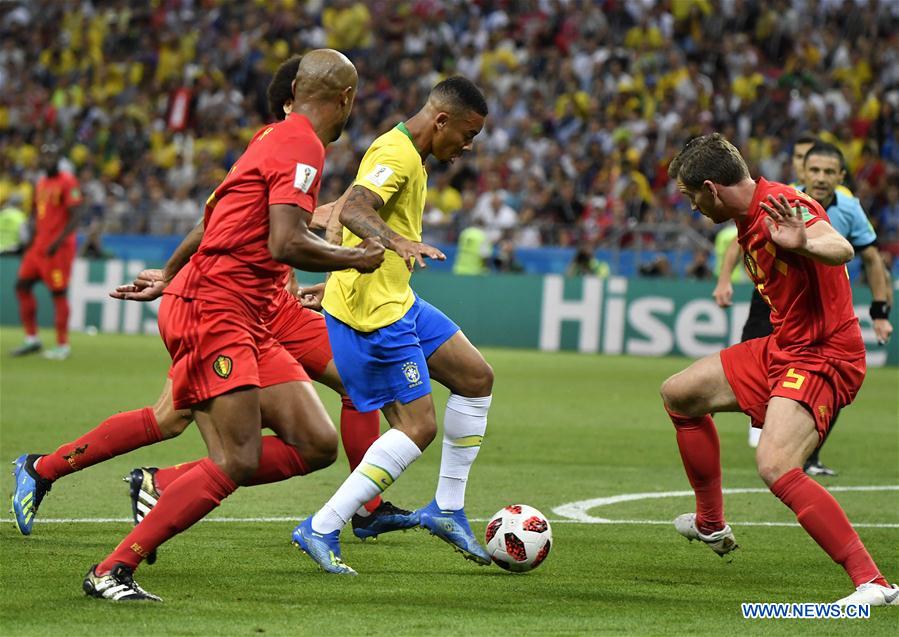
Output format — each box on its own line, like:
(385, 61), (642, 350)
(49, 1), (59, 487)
(686, 249), (713, 280)
(566, 241), (610, 278)
(639, 255), (672, 278)
(492, 236), (525, 274)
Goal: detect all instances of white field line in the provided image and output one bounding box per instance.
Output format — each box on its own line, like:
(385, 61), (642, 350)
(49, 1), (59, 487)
(8, 485), (899, 529)
(551, 485), (899, 528)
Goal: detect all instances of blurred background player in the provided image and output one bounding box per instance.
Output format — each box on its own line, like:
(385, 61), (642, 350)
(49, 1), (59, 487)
(715, 140), (893, 474)
(664, 133), (897, 607)
(11, 144), (84, 360)
(292, 76), (495, 575)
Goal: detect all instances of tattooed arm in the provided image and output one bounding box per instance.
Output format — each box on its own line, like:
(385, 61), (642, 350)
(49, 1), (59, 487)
(339, 185), (445, 271)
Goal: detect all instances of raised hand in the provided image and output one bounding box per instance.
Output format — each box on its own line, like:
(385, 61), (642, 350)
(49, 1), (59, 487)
(761, 194), (807, 251)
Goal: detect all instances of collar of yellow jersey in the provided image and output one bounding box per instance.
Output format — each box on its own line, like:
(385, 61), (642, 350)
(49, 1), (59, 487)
(395, 122), (420, 152)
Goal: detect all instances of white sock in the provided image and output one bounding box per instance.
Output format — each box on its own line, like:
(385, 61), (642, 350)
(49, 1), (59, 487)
(24, 335), (39, 345)
(748, 422), (761, 448)
(312, 428), (421, 534)
(435, 394), (491, 510)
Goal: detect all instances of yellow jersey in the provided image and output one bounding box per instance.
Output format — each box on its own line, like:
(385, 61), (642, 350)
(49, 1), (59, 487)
(322, 124), (427, 331)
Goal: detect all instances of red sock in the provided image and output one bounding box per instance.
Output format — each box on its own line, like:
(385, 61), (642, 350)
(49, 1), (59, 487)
(97, 458), (236, 573)
(667, 409), (724, 534)
(35, 408), (162, 481)
(771, 468), (888, 587)
(15, 287), (37, 337)
(340, 396), (382, 512)
(244, 436), (309, 485)
(154, 436), (308, 493)
(154, 460), (202, 493)
(52, 292), (70, 346)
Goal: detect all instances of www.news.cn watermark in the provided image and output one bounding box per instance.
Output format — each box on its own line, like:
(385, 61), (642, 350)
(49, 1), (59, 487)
(741, 603), (870, 619)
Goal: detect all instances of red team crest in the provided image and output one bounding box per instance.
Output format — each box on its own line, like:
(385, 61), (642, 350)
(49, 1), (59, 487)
(213, 355), (233, 379)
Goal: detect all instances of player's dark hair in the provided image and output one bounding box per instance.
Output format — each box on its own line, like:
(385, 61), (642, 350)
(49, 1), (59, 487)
(804, 141), (845, 168)
(667, 133), (749, 190)
(267, 55), (302, 121)
(794, 132), (820, 148)
(430, 76), (488, 117)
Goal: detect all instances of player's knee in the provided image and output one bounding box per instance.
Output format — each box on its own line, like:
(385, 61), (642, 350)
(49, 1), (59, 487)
(15, 279), (34, 293)
(660, 375), (688, 415)
(755, 451), (792, 487)
(157, 410), (192, 439)
(304, 426), (339, 470)
(222, 446), (261, 485)
(468, 361), (494, 396)
(400, 419), (436, 450)
(453, 360), (494, 397)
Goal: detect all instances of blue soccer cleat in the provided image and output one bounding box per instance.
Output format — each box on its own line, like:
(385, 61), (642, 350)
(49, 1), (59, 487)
(417, 499), (491, 565)
(291, 517), (357, 575)
(10, 454), (52, 535)
(351, 501), (419, 540)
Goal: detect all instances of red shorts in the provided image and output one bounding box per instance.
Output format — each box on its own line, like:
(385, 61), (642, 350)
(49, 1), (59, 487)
(159, 294), (309, 410)
(18, 243), (76, 292)
(720, 334), (866, 440)
(265, 289), (332, 379)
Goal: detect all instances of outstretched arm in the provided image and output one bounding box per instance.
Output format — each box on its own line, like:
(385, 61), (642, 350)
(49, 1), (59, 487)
(110, 219), (205, 301)
(268, 203), (384, 273)
(339, 185), (445, 271)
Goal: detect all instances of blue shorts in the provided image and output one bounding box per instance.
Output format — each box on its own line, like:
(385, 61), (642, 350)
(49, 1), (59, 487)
(324, 296), (460, 412)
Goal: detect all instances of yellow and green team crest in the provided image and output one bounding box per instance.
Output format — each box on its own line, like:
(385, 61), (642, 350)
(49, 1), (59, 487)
(213, 355), (233, 379)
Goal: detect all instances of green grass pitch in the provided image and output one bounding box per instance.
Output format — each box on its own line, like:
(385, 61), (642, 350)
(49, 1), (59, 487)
(1, 327), (896, 635)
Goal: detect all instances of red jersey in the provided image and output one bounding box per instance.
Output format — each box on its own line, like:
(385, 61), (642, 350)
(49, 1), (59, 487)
(738, 178), (864, 356)
(165, 113), (324, 311)
(33, 171), (82, 249)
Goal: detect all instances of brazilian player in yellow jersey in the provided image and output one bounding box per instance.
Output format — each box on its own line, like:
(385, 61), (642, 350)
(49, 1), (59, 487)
(292, 77), (496, 574)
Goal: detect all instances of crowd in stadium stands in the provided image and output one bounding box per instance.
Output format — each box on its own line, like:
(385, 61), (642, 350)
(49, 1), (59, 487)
(1, 0), (898, 267)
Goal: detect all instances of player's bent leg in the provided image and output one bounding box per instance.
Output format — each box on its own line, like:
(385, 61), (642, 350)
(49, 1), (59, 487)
(426, 330), (493, 398)
(12, 401), (167, 535)
(89, 388), (254, 594)
(418, 331), (493, 564)
(153, 379), (194, 440)
(755, 397), (819, 488)
(660, 352), (741, 418)
(193, 387), (263, 484)
(261, 380), (337, 471)
(762, 397), (894, 599)
(663, 353), (741, 557)
(294, 397), (430, 573)
(127, 379), (195, 562)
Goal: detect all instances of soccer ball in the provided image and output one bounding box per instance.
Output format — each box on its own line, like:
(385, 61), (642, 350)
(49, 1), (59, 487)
(484, 504), (552, 572)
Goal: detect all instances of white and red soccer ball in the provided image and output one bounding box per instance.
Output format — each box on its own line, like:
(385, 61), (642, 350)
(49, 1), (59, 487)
(485, 504), (552, 572)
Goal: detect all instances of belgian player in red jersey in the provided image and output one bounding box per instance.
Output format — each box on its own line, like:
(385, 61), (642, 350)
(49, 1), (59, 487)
(73, 49), (384, 602)
(663, 134), (897, 606)
(9, 56), (408, 553)
(12, 144), (84, 360)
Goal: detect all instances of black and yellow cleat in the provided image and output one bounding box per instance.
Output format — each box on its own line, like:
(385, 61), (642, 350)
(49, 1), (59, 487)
(83, 564), (161, 602)
(125, 467), (159, 564)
